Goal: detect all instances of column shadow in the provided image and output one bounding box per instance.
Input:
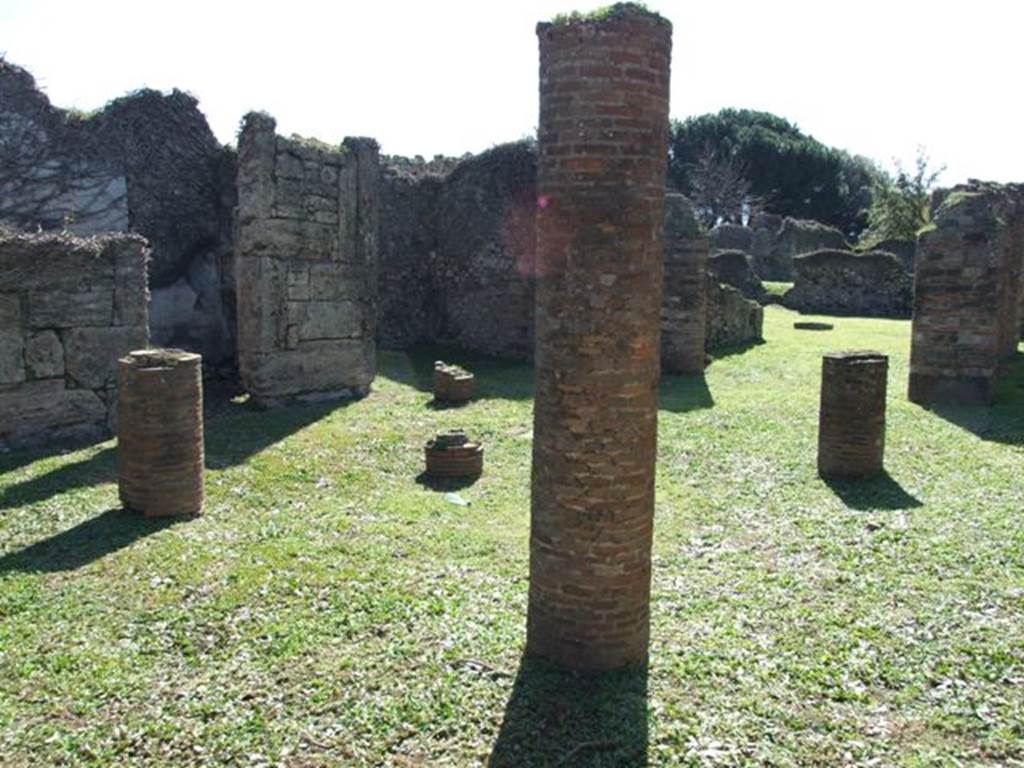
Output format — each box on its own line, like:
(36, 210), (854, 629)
(824, 470), (923, 511)
(925, 354), (1024, 446)
(488, 655), (648, 768)
(379, 345), (534, 402)
(0, 446), (116, 511)
(658, 373), (714, 414)
(0, 507), (177, 573)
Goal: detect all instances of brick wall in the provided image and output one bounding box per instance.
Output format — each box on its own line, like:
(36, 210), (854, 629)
(661, 194), (707, 373)
(909, 182), (1024, 405)
(235, 113), (378, 407)
(0, 231), (148, 449)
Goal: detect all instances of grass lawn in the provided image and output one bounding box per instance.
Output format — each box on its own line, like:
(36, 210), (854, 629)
(1, 306), (1022, 767)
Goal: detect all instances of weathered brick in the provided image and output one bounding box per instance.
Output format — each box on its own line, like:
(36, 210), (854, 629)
(528, 7), (672, 672)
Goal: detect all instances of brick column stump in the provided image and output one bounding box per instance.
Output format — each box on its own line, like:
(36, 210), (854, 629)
(117, 349), (204, 517)
(528, 6), (672, 671)
(818, 351), (888, 479)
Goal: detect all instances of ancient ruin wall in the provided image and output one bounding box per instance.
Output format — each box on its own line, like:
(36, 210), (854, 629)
(783, 249), (912, 318)
(378, 143), (536, 358)
(706, 279), (763, 350)
(235, 114), (378, 407)
(909, 182), (1024, 405)
(661, 194), (707, 373)
(528, 9), (672, 671)
(434, 142), (537, 359)
(0, 231), (148, 449)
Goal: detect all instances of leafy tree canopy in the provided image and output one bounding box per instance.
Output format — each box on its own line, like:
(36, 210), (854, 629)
(669, 109), (882, 238)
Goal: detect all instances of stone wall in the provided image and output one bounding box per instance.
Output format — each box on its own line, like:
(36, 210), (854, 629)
(783, 249), (912, 318)
(434, 142), (537, 360)
(378, 142), (536, 358)
(909, 181), (1024, 405)
(706, 279), (763, 351)
(708, 215), (849, 281)
(0, 231), (148, 449)
(235, 113), (378, 407)
(0, 59), (236, 373)
(707, 249), (764, 301)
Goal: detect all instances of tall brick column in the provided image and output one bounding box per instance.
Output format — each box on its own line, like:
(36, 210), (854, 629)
(528, 6), (672, 671)
(817, 351), (888, 479)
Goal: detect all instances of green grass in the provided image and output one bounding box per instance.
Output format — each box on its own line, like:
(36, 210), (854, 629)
(762, 281), (793, 301)
(1, 306), (1022, 766)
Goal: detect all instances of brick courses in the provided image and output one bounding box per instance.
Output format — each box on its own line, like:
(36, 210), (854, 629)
(527, 6), (672, 671)
(817, 351), (888, 479)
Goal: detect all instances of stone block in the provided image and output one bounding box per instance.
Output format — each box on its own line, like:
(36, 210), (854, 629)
(29, 289), (114, 328)
(0, 378), (108, 449)
(25, 330), (64, 378)
(64, 326), (148, 389)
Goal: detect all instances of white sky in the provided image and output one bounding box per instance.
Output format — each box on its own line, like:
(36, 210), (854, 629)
(2, 0), (1021, 185)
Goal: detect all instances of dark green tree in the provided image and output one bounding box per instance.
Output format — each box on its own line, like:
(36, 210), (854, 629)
(668, 109), (881, 238)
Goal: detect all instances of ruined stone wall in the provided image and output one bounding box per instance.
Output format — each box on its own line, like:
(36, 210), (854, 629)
(0, 231), (148, 449)
(378, 142), (537, 359)
(783, 249), (912, 318)
(706, 279), (763, 350)
(909, 182), (1024, 405)
(708, 215), (849, 281)
(378, 166), (443, 348)
(707, 250), (765, 301)
(235, 113), (378, 407)
(434, 142), (537, 359)
(0, 59), (236, 373)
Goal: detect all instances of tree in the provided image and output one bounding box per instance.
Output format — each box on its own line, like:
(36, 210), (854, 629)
(859, 150), (944, 248)
(685, 142), (763, 228)
(668, 109), (882, 238)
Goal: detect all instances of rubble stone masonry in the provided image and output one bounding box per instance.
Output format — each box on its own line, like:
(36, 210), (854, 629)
(528, 7), (672, 671)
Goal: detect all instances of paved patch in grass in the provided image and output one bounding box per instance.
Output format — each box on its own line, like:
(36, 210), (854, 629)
(1, 307), (1022, 766)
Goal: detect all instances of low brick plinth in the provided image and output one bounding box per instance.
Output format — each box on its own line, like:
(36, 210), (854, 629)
(424, 430), (483, 477)
(818, 351), (888, 479)
(117, 349), (204, 517)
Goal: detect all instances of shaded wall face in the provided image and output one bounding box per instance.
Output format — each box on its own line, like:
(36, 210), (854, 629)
(377, 143), (537, 360)
(528, 12), (672, 671)
(909, 184), (1023, 405)
(0, 232), (148, 450)
(234, 115), (378, 407)
(661, 194), (707, 373)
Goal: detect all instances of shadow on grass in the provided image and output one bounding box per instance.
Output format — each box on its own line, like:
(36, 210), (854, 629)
(202, 393), (353, 470)
(0, 446), (116, 512)
(0, 507), (177, 573)
(707, 338), (765, 362)
(379, 345), (533, 401)
(659, 373), (714, 414)
(825, 471), (923, 511)
(1, 386), (347, 510)
(414, 471), (480, 492)
(923, 353), (1024, 446)
(489, 655), (648, 767)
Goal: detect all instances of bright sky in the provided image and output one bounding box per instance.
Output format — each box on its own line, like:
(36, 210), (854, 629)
(2, 0), (1020, 185)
